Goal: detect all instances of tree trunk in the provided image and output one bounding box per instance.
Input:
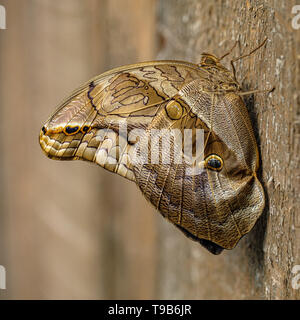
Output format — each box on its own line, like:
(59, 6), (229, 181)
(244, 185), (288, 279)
(155, 0), (300, 300)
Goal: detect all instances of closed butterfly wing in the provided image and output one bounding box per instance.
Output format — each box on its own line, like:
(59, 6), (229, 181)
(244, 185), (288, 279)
(40, 57), (265, 254)
(40, 61), (204, 181)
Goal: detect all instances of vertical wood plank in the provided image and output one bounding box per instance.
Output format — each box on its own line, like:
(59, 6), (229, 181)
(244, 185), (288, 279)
(0, 0), (157, 299)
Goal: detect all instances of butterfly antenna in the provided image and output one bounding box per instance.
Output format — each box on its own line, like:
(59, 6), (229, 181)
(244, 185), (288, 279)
(219, 40), (239, 61)
(230, 38), (268, 81)
(231, 37), (268, 64)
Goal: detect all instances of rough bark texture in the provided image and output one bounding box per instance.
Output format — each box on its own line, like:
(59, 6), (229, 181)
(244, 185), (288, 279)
(156, 0), (300, 300)
(0, 0), (299, 300)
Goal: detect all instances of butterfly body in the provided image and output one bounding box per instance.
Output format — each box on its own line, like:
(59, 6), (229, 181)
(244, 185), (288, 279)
(40, 55), (265, 254)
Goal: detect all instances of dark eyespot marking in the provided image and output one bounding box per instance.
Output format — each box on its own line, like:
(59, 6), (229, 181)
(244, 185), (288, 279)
(81, 125), (90, 133)
(205, 154), (223, 171)
(42, 126), (47, 135)
(208, 158), (222, 168)
(64, 126), (79, 135)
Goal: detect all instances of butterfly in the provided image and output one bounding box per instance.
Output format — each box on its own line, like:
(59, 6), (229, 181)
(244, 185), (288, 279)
(39, 47), (266, 255)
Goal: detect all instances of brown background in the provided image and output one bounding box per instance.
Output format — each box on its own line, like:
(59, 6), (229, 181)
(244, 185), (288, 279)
(0, 0), (299, 299)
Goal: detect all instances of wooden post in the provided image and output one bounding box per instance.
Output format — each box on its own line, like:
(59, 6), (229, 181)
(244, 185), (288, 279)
(0, 0), (157, 299)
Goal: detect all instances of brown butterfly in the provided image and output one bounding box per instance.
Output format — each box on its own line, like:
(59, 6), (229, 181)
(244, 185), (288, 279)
(39, 44), (266, 255)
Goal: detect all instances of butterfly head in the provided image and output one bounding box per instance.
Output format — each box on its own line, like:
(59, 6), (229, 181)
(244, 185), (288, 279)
(199, 53), (230, 72)
(198, 53), (240, 90)
(199, 53), (222, 66)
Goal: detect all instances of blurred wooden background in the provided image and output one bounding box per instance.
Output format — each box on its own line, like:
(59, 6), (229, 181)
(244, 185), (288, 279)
(0, 0), (299, 299)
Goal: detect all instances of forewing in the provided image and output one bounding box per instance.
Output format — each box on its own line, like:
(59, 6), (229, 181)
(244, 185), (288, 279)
(39, 61), (203, 181)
